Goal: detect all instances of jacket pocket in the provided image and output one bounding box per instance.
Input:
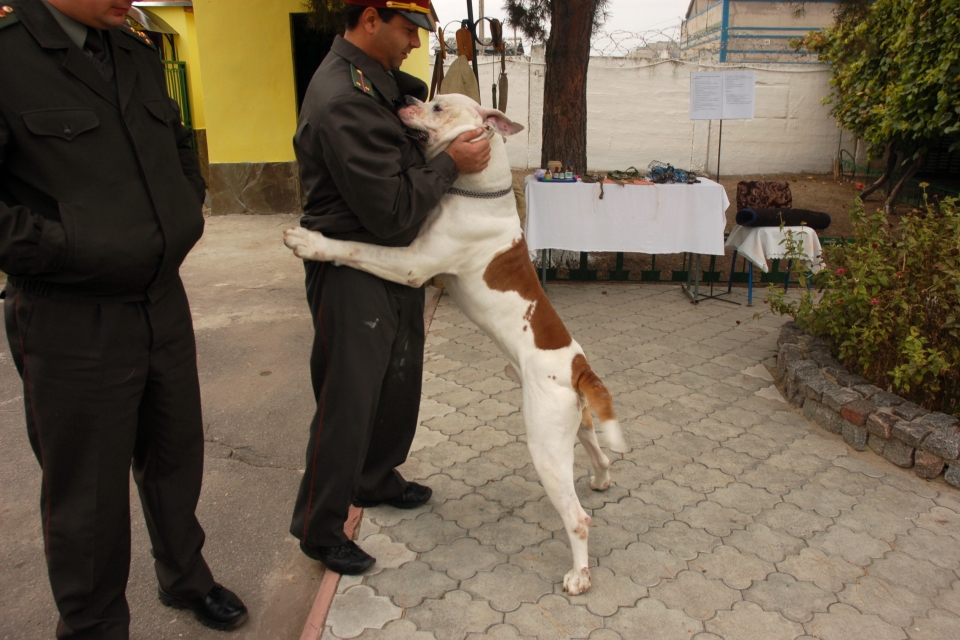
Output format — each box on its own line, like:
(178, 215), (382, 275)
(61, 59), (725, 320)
(22, 108), (99, 141)
(144, 99), (177, 126)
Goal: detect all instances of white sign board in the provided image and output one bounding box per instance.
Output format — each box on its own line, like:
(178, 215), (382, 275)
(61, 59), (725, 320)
(690, 70), (756, 120)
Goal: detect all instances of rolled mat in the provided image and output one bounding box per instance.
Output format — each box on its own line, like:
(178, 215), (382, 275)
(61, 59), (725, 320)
(736, 208), (832, 230)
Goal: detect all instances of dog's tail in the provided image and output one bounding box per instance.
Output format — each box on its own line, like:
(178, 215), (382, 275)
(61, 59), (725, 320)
(572, 354), (628, 453)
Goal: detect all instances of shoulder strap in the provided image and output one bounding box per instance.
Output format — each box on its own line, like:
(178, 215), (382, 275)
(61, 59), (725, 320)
(350, 64), (381, 100)
(117, 23), (156, 49)
(0, 5), (21, 31)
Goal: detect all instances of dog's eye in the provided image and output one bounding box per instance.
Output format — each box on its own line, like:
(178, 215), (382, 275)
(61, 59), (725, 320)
(433, 105), (442, 112)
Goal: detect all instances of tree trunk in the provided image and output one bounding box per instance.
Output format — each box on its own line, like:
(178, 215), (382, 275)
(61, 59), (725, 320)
(860, 144), (895, 200)
(883, 153), (924, 214)
(539, 0), (597, 175)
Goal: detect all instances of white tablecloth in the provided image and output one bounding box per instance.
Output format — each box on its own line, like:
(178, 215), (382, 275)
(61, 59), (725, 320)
(725, 225), (824, 273)
(523, 175), (730, 256)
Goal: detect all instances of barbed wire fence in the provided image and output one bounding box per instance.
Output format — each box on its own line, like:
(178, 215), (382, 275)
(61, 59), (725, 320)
(432, 27), (682, 58)
(590, 28), (681, 57)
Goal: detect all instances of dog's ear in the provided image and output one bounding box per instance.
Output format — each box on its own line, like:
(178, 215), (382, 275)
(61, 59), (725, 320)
(479, 108), (524, 137)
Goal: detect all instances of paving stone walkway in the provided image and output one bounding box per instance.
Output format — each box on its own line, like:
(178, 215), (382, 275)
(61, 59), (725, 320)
(319, 283), (960, 640)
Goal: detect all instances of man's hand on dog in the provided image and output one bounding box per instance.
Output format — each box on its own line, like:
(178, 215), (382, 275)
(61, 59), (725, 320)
(444, 128), (491, 175)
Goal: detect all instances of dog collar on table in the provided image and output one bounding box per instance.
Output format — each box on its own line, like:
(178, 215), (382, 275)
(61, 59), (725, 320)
(447, 186), (513, 199)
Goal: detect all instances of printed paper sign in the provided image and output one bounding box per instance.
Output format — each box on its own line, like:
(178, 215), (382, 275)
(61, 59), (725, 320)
(690, 71), (756, 120)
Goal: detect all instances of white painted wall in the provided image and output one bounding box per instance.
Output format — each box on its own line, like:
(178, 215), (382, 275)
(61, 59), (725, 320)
(442, 53), (863, 175)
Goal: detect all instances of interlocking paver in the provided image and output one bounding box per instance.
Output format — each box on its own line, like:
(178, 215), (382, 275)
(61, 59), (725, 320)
(706, 601), (805, 640)
(419, 536), (506, 580)
(784, 483), (858, 518)
(606, 598), (704, 640)
(907, 610), (960, 640)
(805, 603), (907, 640)
(691, 544), (775, 590)
(836, 576), (934, 627)
(744, 572), (837, 623)
(808, 524), (892, 567)
(407, 590), (503, 640)
(776, 548), (864, 592)
(648, 570), (743, 621)
(504, 594), (603, 639)
(833, 504), (913, 542)
(677, 494), (750, 537)
(319, 285), (960, 640)
(726, 524), (806, 563)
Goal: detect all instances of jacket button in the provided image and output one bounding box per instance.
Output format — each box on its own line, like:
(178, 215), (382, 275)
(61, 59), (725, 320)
(64, 128), (72, 135)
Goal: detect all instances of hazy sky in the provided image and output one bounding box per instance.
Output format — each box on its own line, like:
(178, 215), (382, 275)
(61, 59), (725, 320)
(430, 0), (692, 37)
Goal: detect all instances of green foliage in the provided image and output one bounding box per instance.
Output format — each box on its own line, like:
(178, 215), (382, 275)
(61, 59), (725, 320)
(800, 0), (960, 159)
(303, 0), (347, 33)
(503, 0), (609, 42)
(766, 196), (960, 416)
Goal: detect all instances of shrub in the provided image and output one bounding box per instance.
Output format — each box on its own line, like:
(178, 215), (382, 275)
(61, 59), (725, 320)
(767, 194), (960, 416)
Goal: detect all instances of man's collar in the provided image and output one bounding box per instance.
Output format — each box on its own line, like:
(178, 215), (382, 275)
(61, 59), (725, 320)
(331, 35), (399, 104)
(39, 0), (87, 48)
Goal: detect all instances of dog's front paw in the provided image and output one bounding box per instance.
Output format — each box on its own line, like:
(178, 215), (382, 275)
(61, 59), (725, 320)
(284, 227), (326, 262)
(563, 567), (591, 595)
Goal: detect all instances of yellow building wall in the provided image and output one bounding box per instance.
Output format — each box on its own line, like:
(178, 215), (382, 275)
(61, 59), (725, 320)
(146, 6), (206, 129)
(191, 0), (302, 164)
(190, 0), (431, 165)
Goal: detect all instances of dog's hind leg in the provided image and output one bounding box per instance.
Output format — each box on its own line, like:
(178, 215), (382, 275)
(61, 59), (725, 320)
(577, 405), (612, 491)
(524, 395), (593, 595)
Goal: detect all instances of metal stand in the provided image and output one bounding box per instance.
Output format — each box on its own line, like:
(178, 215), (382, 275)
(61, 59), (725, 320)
(681, 253), (740, 305)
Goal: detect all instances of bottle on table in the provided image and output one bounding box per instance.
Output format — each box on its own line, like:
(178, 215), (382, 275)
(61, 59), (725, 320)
(565, 163), (574, 180)
(544, 169), (552, 181)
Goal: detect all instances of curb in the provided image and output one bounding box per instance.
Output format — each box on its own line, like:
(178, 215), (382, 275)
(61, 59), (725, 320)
(298, 285), (444, 640)
(776, 321), (960, 485)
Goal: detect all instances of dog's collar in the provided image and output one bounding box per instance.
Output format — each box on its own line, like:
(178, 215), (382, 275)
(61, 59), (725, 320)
(447, 186), (513, 199)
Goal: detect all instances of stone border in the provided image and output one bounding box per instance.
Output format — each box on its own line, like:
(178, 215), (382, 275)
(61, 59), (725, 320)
(776, 321), (960, 486)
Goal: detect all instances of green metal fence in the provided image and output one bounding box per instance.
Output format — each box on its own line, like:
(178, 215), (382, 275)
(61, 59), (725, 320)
(162, 60), (192, 130)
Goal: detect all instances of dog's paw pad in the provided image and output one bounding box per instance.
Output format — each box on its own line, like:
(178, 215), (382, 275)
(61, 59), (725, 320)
(563, 568), (591, 595)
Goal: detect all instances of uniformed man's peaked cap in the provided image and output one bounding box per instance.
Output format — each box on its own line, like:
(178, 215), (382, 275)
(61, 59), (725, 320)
(345, 0), (435, 32)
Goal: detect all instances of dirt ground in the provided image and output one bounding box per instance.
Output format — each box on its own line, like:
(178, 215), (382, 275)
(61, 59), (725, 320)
(512, 169), (878, 282)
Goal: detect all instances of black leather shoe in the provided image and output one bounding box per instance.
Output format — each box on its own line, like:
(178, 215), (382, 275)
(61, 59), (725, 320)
(158, 584), (248, 631)
(352, 482), (432, 509)
(300, 540), (375, 575)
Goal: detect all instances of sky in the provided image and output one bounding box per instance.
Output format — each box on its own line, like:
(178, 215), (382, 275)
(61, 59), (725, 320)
(430, 0), (692, 40)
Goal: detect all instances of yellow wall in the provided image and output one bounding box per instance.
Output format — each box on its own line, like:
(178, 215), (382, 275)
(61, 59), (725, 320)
(182, 0), (431, 164)
(146, 6), (206, 129)
(191, 0), (302, 163)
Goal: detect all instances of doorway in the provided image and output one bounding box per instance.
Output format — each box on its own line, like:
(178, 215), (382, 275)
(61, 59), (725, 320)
(291, 13), (338, 115)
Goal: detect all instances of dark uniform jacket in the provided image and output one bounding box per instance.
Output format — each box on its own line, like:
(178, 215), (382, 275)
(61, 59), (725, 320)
(295, 36), (458, 247)
(0, 0), (205, 302)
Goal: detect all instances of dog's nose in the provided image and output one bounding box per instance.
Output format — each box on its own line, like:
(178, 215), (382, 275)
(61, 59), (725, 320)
(404, 95), (419, 106)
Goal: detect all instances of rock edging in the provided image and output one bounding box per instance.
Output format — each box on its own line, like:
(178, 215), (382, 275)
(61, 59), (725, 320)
(776, 321), (960, 487)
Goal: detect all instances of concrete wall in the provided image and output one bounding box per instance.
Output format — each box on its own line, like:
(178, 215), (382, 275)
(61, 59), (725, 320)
(455, 53), (859, 176)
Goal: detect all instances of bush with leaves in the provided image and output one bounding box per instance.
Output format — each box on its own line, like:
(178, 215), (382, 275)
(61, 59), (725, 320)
(767, 195), (960, 417)
(798, 0), (960, 212)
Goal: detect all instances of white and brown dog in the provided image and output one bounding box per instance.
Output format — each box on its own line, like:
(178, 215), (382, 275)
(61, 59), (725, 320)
(284, 93), (626, 595)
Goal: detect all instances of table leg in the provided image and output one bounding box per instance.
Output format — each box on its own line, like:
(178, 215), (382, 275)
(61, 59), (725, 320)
(541, 249), (547, 291)
(727, 250), (738, 293)
(748, 263), (754, 306)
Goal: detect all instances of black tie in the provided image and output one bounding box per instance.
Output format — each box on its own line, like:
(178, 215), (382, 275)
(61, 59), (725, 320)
(83, 27), (114, 82)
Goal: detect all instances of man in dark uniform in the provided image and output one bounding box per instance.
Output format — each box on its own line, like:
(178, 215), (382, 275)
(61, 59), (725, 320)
(290, 0), (490, 574)
(0, 0), (246, 637)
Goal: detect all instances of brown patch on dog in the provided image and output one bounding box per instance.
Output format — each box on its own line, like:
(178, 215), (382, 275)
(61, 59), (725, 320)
(571, 354), (615, 422)
(483, 238), (572, 350)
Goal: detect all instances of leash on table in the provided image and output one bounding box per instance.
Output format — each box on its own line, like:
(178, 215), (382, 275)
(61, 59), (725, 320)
(579, 167), (644, 199)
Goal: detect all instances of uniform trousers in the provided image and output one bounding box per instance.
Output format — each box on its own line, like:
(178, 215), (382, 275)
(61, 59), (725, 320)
(290, 262), (425, 548)
(3, 279), (214, 640)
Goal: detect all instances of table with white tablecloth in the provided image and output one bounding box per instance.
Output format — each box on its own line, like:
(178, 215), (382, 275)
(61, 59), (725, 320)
(523, 175), (731, 301)
(723, 225), (824, 306)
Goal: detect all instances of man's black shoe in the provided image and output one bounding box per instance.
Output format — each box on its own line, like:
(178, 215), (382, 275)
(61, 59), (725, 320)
(158, 584), (248, 631)
(352, 482), (432, 509)
(300, 540), (375, 575)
